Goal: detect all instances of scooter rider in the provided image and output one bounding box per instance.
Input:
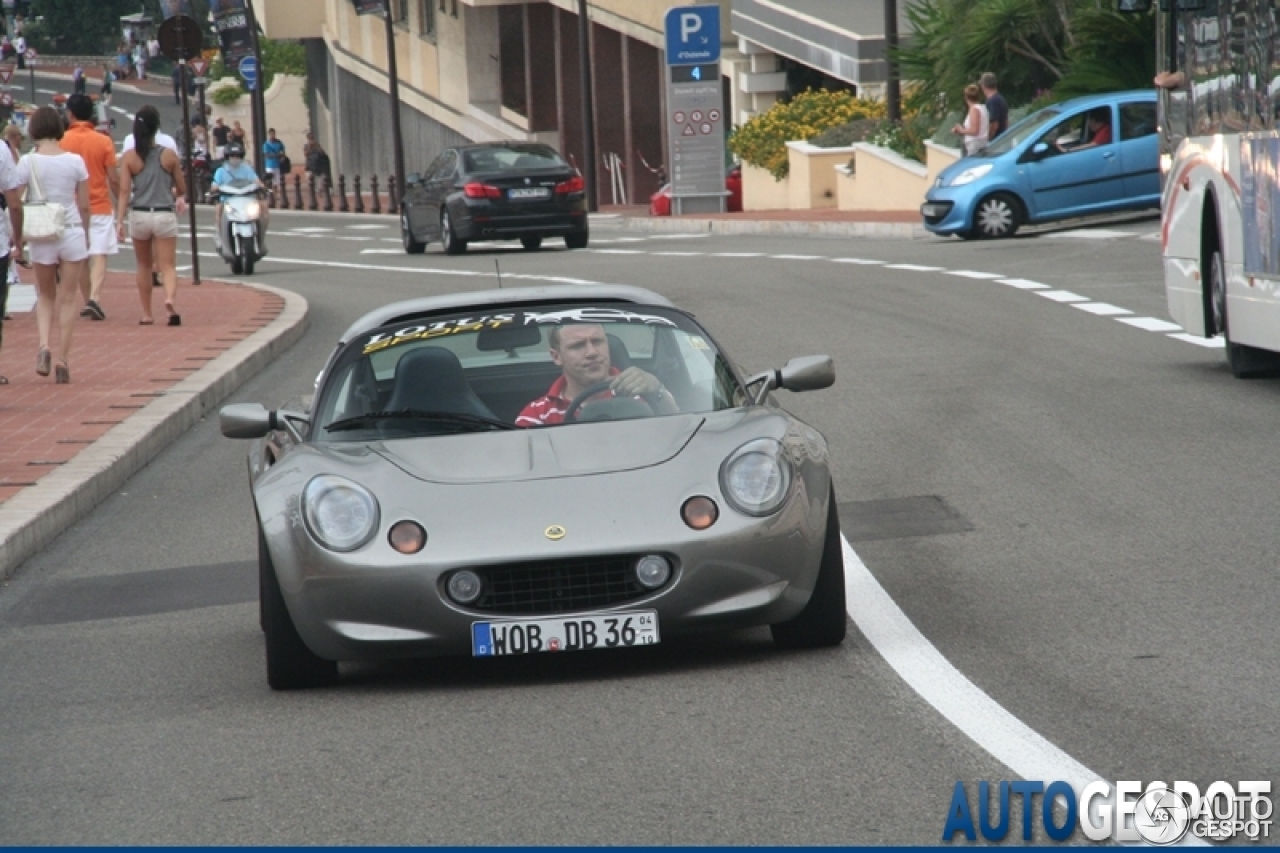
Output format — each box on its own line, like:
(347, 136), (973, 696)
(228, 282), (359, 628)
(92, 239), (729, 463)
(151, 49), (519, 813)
(210, 142), (267, 252)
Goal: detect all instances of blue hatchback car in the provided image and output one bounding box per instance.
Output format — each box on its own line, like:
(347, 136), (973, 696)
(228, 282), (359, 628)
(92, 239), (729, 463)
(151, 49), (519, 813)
(921, 91), (1160, 239)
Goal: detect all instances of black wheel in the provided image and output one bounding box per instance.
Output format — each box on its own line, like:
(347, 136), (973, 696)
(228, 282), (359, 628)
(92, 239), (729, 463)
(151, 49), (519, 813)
(441, 207), (467, 255)
(969, 193), (1022, 239)
(260, 528), (338, 690)
(564, 229), (589, 250)
(520, 235), (543, 251)
(771, 485), (847, 650)
(230, 255), (243, 275)
(402, 212), (426, 254)
(1209, 248), (1280, 377)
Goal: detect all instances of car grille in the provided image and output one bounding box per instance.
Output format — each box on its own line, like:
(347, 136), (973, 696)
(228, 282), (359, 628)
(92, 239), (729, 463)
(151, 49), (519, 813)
(464, 555), (658, 615)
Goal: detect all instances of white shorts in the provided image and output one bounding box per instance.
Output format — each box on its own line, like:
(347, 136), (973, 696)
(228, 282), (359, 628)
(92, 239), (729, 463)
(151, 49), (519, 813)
(128, 209), (179, 241)
(88, 214), (119, 256)
(29, 225), (89, 266)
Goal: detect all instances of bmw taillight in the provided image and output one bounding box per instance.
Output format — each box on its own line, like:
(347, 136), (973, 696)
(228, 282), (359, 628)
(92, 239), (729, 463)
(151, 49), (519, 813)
(555, 175), (586, 195)
(463, 182), (502, 199)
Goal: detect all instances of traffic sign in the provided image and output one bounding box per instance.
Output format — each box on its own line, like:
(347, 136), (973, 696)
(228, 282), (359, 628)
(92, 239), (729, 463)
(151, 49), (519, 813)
(239, 55), (258, 91)
(0, 93), (12, 108)
(23, 48), (36, 65)
(189, 56), (209, 77)
(0, 65), (12, 84)
(158, 14), (203, 62)
(664, 5), (720, 65)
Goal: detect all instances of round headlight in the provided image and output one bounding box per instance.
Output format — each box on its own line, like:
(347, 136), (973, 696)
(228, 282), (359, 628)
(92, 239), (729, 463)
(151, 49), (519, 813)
(302, 474), (380, 552)
(447, 570), (483, 604)
(634, 554), (672, 589)
(719, 438), (792, 517)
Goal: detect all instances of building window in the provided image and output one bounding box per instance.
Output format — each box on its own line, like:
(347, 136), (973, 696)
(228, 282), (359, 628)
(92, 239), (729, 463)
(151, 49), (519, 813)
(394, 0), (408, 24)
(420, 0), (435, 35)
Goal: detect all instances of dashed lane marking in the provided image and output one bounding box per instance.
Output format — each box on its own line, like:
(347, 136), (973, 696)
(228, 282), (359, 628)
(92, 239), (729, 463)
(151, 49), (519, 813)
(1072, 302), (1134, 316)
(1118, 317), (1183, 333)
(1168, 332), (1226, 348)
(885, 263), (944, 271)
(830, 258), (884, 265)
(771, 254), (823, 260)
(944, 270), (1005, 280)
(997, 278), (1050, 290)
(1036, 290), (1090, 303)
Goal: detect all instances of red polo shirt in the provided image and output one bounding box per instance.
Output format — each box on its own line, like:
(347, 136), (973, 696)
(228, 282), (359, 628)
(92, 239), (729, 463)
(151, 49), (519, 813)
(515, 369), (619, 427)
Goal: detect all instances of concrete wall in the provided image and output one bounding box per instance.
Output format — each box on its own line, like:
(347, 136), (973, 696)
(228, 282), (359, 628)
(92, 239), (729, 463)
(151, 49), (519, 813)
(835, 143), (927, 211)
(742, 162), (790, 211)
(786, 141), (856, 210)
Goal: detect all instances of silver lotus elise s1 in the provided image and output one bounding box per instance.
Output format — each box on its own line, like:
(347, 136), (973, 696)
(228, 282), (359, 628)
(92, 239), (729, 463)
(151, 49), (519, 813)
(221, 285), (845, 689)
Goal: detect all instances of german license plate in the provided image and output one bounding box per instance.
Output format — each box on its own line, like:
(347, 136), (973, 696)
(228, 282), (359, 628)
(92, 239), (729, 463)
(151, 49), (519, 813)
(472, 610), (659, 656)
(508, 187), (550, 200)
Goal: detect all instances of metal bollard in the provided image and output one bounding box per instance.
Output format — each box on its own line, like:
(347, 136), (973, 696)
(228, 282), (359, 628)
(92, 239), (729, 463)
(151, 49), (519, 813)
(308, 173), (319, 211)
(338, 175), (349, 212)
(323, 177), (334, 212)
(293, 173), (304, 210)
(370, 175), (382, 215)
(353, 175), (365, 214)
(388, 177), (399, 216)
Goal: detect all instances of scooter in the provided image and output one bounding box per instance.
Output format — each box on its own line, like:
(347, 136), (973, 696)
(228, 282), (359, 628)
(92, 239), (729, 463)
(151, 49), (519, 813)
(215, 182), (266, 275)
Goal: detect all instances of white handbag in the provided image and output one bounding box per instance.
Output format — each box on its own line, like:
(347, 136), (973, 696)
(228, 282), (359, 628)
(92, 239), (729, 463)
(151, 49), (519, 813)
(23, 155), (68, 244)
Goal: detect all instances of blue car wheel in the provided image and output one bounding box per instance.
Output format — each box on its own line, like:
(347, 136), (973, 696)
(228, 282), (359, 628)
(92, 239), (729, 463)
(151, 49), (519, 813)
(970, 193), (1023, 239)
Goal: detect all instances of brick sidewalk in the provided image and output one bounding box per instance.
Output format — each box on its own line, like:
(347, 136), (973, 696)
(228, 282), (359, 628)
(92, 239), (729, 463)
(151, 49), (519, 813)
(0, 271), (283, 504)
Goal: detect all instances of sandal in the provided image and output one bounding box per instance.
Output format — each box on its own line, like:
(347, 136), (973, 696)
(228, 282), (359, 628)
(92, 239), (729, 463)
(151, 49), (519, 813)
(139, 318), (154, 325)
(0, 375), (9, 385)
(54, 361), (69, 384)
(165, 301), (180, 327)
(36, 347), (50, 376)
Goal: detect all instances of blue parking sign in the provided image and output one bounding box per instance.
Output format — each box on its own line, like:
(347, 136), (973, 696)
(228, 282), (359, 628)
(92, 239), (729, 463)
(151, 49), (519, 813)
(664, 5), (720, 65)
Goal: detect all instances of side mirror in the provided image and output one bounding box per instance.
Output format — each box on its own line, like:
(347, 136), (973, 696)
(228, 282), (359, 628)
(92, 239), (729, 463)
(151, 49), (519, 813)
(744, 355), (835, 404)
(778, 355), (835, 392)
(407, 172), (423, 186)
(1031, 142), (1050, 159)
(220, 403), (273, 439)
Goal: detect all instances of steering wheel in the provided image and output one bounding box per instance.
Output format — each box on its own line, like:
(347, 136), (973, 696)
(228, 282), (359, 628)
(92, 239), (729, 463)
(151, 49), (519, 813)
(563, 379), (656, 422)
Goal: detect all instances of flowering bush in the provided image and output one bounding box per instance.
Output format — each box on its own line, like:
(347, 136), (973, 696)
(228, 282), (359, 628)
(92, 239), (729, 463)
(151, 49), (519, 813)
(728, 89), (885, 180)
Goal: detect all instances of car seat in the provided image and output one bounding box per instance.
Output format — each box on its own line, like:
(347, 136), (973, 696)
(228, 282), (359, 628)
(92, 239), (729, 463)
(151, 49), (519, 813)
(386, 346), (499, 420)
(607, 333), (633, 370)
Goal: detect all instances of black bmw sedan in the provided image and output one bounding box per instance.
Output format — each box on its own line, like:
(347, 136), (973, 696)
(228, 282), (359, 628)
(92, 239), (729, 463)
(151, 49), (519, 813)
(400, 142), (590, 255)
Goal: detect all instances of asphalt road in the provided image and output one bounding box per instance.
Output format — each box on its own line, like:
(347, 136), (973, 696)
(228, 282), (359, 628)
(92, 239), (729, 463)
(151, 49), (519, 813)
(0, 212), (1275, 844)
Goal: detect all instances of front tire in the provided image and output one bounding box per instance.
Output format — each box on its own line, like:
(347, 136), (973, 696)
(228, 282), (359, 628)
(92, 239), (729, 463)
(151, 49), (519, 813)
(241, 240), (255, 276)
(260, 528), (338, 690)
(1209, 248), (1280, 377)
(564, 229), (589, 250)
(441, 207), (467, 255)
(770, 485), (847, 650)
(402, 212), (426, 254)
(970, 193), (1022, 239)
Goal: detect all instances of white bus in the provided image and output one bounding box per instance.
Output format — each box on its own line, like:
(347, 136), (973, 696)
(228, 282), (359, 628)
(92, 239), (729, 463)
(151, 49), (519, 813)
(1127, 0), (1280, 376)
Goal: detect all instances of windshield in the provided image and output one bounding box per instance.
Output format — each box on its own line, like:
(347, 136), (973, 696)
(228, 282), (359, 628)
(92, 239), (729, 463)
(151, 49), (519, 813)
(313, 304), (743, 442)
(979, 107), (1063, 156)
(463, 145), (567, 173)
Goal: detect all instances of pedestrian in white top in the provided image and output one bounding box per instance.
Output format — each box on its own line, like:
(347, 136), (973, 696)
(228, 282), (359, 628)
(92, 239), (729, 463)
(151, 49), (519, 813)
(952, 84), (990, 157)
(123, 130), (179, 155)
(13, 107), (90, 384)
(0, 131), (24, 385)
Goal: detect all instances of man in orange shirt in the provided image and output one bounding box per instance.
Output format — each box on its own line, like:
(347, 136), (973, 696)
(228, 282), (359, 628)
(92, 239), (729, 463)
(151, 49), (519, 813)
(61, 94), (118, 321)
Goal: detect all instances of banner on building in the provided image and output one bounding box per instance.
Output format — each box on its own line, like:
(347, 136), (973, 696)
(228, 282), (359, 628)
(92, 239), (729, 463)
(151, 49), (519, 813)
(210, 0), (253, 71)
(352, 0), (387, 16)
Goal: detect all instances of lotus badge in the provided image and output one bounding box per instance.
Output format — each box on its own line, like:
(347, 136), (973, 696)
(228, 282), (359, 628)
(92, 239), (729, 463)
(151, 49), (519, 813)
(544, 524), (566, 540)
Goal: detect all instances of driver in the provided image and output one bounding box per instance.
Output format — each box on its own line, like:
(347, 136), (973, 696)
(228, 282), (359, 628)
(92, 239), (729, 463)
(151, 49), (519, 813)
(515, 323), (678, 426)
(210, 142), (268, 253)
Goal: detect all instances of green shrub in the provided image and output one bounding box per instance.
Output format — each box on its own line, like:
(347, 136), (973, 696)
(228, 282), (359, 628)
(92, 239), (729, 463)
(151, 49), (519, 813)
(211, 84), (245, 106)
(807, 118), (881, 149)
(728, 89), (885, 179)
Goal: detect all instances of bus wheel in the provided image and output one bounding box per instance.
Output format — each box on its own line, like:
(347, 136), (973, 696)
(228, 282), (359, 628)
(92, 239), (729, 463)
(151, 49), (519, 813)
(1211, 249), (1280, 378)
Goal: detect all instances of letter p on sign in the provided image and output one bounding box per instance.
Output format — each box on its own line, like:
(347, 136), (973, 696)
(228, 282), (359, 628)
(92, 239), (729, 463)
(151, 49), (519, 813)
(681, 12), (702, 42)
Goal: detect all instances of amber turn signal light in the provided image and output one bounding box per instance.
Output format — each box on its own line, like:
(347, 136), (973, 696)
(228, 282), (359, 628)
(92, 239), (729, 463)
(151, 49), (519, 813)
(389, 520), (427, 554)
(681, 496), (719, 530)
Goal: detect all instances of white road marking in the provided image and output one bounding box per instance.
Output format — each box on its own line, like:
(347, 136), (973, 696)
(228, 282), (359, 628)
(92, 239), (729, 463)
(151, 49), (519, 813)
(1046, 229), (1139, 240)
(111, 107), (129, 116)
(288, 227), (335, 233)
(996, 278), (1050, 290)
(944, 270), (1005, 280)
(647, 233), (707, 239)
(712, 252), (764, 258)
(360, 249), (403, 255)
(772, 254), (823, 260)
(830, 258), (884, 265)
(1072, 302), (1133, 316)
(1036, 290), (1089, 303)
(590, 249), (643, 254)
(885, 263), (943, 271)
(1168, 332), (1226, 348)
(652, 251), (703, 256)
(346, 224), (390, 230)
(1118, 317), (1183, 333)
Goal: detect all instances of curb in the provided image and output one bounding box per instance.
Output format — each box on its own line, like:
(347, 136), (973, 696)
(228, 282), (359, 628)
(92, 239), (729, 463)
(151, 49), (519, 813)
(23, 69), (162, 98)
(614, 215), (931, 240)
(0, 281), (308, 580)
